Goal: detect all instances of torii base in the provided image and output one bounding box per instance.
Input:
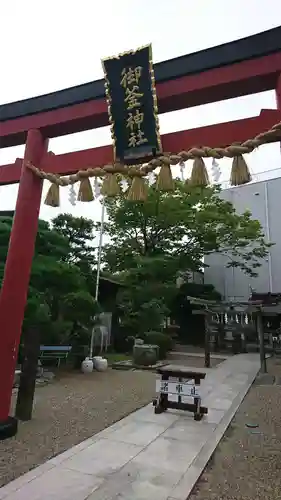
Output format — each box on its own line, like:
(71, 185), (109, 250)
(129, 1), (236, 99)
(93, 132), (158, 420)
(0, 417), (18, 440)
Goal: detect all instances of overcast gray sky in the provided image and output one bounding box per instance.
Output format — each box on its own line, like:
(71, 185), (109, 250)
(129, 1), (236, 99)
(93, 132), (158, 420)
(1, 0), (281, 222)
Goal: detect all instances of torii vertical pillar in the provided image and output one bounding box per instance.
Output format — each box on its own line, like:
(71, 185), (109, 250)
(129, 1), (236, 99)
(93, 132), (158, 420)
(0, 129), (48, 440)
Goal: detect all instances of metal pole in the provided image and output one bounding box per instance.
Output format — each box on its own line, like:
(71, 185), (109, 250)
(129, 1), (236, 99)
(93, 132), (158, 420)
(89, 200), (105, 359)
(179, 162), (185, 182)
(94, 200), (105, 302)
(257, 309), (267, 373)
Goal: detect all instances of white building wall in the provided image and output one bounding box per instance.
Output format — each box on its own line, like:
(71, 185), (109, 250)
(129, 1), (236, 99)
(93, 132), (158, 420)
(204, 177), (281, 300)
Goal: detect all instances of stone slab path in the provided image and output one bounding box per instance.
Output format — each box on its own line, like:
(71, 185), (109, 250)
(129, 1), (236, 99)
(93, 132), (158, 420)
(0, 354), (261, 500)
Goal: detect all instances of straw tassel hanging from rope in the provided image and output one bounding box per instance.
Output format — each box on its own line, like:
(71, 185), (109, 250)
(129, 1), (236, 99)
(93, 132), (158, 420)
(156, 160), (174, 191)
(190, 157), (209, 187)
(77, 175), (94, 202)
(45, 181), (60, 207)
(230, 155), (251, 186)
(101, 173), (121, 197)
(127, 175), (148, 201)
(44, 152), (61, 207)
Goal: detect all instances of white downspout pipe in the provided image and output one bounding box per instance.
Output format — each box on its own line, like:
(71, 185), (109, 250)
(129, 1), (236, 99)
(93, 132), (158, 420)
(264, 181), (273, 293)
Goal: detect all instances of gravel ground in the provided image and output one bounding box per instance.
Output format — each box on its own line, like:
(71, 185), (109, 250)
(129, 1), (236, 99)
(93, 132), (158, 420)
(167, 353), (222, 368)
(0, 369), (154, 487)
(190, 356), (281, 500)
(0, 355), (213, 488)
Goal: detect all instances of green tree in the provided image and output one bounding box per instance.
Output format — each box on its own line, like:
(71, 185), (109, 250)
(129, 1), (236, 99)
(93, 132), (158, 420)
(0, 217), (96, 345)
(0, 216), (98, 420)
(52, 214), (96, 270)
(97, 182), (271, 334)
(101, 183), (270, 276)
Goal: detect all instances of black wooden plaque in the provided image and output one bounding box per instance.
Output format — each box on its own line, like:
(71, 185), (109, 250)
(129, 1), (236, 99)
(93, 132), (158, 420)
(102, 45), (162, 164)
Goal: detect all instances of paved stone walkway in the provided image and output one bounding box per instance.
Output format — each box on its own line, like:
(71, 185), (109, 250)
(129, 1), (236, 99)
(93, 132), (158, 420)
(0, 354), (261, 500)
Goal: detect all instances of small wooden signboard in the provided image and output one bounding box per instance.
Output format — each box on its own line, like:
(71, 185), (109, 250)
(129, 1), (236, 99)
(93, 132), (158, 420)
(153, 365), (208, 421)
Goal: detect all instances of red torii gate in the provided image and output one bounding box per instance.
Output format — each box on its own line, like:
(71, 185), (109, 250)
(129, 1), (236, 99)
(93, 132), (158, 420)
(1, 27), (281, 438)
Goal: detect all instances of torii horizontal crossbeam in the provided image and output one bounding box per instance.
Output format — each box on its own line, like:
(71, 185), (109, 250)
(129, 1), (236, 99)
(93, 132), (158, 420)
(1, 52), (281, 149)
(0, 109), (279, 185)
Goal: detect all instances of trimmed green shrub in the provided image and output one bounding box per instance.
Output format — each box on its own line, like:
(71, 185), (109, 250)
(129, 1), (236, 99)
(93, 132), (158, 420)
(143, 331), (173, 359)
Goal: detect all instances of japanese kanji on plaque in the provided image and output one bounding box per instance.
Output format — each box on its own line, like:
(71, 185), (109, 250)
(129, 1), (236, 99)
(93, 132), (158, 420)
(156, 379), (199, 398)
(102, 45), (162, 163)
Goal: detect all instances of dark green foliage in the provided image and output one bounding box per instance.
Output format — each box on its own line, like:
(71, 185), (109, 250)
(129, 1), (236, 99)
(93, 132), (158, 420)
(51, 214), (96, 267)
(113, 327), (135, 353)
(0, 216), (98, 350)
(96, 183), (270, 339)
(171, 283), (221, 345)
(0, 179), (271, 359)
(141, 332), (174, 359)
(132, 345), (158, 366)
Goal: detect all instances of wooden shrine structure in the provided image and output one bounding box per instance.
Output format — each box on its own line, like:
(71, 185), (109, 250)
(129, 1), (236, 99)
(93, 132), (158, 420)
(187, 295), (281, 374)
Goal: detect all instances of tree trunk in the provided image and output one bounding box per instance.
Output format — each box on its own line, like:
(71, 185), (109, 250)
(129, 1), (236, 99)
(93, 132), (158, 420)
(204, 315), (211, 368)
(15, 328), (40, 421)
